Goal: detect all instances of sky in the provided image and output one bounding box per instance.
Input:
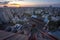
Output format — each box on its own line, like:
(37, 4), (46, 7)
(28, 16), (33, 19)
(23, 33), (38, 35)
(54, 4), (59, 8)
(0, 0), (60, 3)
(0, 0), (60, 7)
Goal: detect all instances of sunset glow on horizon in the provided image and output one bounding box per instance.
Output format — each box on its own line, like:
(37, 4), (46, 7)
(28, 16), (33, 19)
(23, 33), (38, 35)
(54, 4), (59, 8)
(0, 1), (38, 7)
(0, 0), (60, 7)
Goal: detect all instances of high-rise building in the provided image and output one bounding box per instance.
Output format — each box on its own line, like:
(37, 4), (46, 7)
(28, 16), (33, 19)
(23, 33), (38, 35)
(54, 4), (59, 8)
(0, 7), (13, 23)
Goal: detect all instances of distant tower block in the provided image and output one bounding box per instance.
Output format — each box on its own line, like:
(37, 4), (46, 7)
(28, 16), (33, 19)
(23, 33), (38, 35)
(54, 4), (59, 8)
(50, 5), (53, 8)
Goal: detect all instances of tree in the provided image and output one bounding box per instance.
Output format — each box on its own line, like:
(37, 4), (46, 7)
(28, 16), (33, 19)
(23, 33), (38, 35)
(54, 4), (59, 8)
(48, 15), (51, 21)
(48, 20), (60, 31)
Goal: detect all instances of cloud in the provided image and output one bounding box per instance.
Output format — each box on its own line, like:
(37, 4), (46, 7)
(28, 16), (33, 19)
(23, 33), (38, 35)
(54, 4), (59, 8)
(0, 0), (60, 7)
(0, 1), (9, 4)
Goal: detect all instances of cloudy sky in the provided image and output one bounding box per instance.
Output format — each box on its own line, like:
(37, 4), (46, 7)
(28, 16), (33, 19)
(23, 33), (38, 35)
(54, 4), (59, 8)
(0, 0), (60, 3)
(0, 0), (60, 7)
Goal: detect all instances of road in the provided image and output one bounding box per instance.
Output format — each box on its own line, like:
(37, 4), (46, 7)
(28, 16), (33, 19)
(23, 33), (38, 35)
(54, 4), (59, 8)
(0, 17), (59, 40)
(29, 17), (59, 40)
